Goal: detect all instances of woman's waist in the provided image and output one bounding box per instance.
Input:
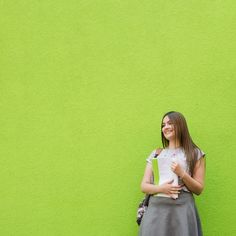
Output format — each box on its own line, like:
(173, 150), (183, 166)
(151, 189), (193, 200)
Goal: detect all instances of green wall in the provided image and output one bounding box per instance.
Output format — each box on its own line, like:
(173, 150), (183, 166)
(1, 1), (236, 235)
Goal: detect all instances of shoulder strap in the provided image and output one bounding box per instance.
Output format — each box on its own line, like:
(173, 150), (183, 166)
(154, 148), (163, 157)
(152, 148), (162, 185)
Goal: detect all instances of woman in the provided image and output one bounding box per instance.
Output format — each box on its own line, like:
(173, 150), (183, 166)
(139, 111), (205, 236)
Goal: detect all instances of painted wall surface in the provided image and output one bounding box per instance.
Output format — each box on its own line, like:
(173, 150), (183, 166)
(1, 1), (236, 235)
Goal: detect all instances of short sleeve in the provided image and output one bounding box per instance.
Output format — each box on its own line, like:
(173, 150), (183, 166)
(146, 150), (156, 164)
(196, 148), (205, 160)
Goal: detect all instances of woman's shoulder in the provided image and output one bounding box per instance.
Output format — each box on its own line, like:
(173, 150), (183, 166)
(194, 147), (206, 160)
(146, 147), (163, 164)
(156, 148), (163, 155)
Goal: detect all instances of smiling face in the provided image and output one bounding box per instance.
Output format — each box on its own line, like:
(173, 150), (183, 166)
(160, 111), (198, 174)
(162, 116), (176, 141)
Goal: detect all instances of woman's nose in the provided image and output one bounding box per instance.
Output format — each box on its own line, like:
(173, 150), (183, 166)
(164, 124), (170, 130)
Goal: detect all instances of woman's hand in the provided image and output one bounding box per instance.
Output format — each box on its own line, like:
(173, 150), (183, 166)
(159, 180), (182, 198)
(171, 162), (185, 178)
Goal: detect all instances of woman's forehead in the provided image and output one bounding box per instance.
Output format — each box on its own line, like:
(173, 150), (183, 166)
(163, 116), (170, 123)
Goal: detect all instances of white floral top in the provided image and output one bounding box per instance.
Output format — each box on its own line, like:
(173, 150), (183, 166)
(146, 147), (205, 194)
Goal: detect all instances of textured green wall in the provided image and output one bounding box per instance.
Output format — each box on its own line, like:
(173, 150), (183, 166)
(1, 1), (236, 235)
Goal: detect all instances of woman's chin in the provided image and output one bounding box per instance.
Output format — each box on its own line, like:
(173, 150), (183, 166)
(165, 136), (176, 141)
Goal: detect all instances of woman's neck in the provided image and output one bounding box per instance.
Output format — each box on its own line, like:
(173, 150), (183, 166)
(168, 140), (180, 149)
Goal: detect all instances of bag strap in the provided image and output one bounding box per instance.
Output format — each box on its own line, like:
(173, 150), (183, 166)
(154, 148), (163, 157)
(152, 148), (163, 185)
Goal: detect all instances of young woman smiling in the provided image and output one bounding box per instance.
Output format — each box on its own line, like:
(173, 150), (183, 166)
(139, 111), (205, 236)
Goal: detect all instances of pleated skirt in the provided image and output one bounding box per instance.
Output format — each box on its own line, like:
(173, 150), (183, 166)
(139, 191), (202, 236)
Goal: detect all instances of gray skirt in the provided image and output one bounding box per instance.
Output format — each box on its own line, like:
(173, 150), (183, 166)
(139, 191), (202, 236)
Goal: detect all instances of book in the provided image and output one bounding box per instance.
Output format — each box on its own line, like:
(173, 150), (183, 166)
(152, 154), (179, 199)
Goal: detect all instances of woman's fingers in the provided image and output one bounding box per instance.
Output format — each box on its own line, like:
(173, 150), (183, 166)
(172, 186), (182, 191)
(171, 162), (177, 170)
(171, 190), (180, 194)
(167, 179), (174, 184)
(170, 186), (182, 194)
(163, 180), (183, 195)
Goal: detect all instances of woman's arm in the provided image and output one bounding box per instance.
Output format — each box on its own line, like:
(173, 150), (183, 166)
(141, 163), (182, 196)
(171, 157), (206, 195)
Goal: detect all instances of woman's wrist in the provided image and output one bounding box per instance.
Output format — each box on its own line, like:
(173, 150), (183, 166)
(180, 171), (186, 180)
(155, 184), (162, 194)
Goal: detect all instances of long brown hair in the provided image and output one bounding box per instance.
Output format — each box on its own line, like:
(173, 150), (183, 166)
(161, 111), (199, 175)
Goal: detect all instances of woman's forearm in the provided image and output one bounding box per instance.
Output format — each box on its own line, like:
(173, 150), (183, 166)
(181, 172), (204, 195)
(141, 182), (162, 195)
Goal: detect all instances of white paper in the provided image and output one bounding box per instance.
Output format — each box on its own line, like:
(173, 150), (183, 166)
(171, 156), (178, 199)
(157, 153), (179, 199)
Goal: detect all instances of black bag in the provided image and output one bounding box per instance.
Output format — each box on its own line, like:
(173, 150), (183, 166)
(136, 194), (151, 225)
